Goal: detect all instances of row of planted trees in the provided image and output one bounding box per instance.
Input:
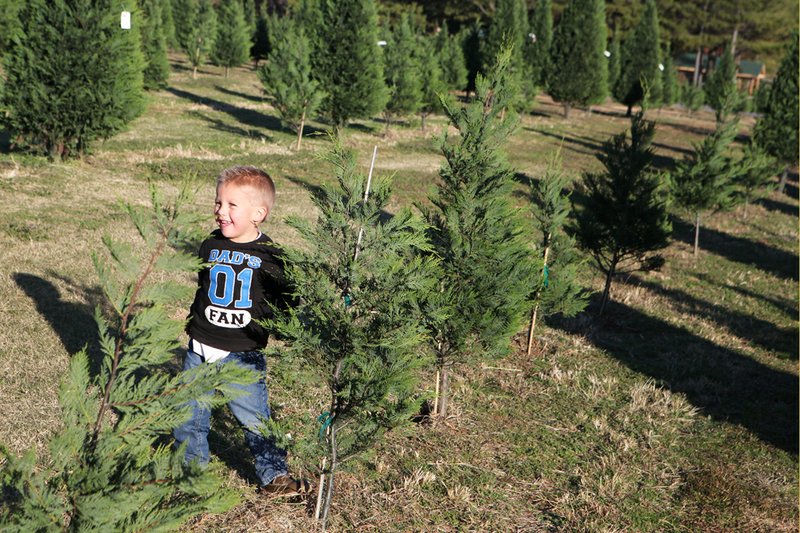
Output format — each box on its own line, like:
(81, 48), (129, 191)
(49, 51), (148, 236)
(0, 38), (790, 529)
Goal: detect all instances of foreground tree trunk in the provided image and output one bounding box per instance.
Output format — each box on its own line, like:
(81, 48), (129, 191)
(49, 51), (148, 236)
(599, 260), (616, 316)
(563, 103), (571, 118)
(435, 366), (450, 419)
(778, 167), (789, 194)
(295, 110), (306, 151)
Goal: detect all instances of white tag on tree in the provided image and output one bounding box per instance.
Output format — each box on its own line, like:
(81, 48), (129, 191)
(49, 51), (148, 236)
(121, 11), (131, 30)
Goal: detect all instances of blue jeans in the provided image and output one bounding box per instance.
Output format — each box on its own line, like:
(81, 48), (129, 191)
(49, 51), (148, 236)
(173, 347), (287, 486)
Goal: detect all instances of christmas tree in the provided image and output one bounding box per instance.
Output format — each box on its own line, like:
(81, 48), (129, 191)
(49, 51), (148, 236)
(732, 142), (780, 219)
(661, 43), (678, 106)
(172, 0), (198, 51)
(418, 33), (447, 130)
(526, 154), (588, 354)
(753, 31), (798, 194)
(1, 0), (145, 159)
(318, 0), (388, 130)
(421, 49), (539, 417)
(0, 185), (257, 530)
(526, 0), (552, 88)
(670, 120), (739, 256)
(703, 46), (740, 124)
(614, 0), (662, 115)
(211, 0), (251, 77)
(383, 13), (423, 130)
(548, 0), (607, 117)
(267, 142), (437, 528)
(574, 112), (671, 314)
(607, 32), (621, 96)
(141, 0), (171, 89)
(183, 0), (217, 79)
(435, 22), (468, 93)
(484, 0), (528, 77)
(258, 17), (323, 150)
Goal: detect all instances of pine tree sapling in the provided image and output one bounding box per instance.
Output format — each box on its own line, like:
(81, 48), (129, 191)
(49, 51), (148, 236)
(733, 142), (780, 219)
(0, 185), (258, 530)
(418, 34), (447, 130)
(526, 0), (553, 88)
(267, 143), (437, 527)
(258, 17), (323, 150)
(435, 22), (468, 93)
(704, 46), (740, 124)
(173, 0), (198, 52)
(318, 0), (388, 130)
(548, 0), (607, 117)
(212, 0), (251, 77)
(484, 0), (528, 78)
(141, 0), (171, 89)
(574, 112), (671, 314)
(383, 13), (423, 129)
(526, 155), (588, 354)
(670, 120), (739, 256)
(1, 0), (145, 159)
(421, 48), (539, 418)
(614, 0), (662, 115)
(661, 42), (678, 107)
(753, 31), (799, 194)
(184, 0), (217, 79)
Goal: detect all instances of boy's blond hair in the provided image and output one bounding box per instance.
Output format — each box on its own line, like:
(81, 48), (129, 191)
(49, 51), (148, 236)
(216, 166), (276, 216)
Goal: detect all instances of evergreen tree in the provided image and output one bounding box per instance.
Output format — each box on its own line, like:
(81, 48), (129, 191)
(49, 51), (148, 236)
(526, 0), (553, 88)
(1, 0), (145, 159)
(418, 34), (447, 130)
(703, 46), (740, 124)
(141, 0), (171, 90)
(614, 0), (662, 115)
(679, 80), (705, 114)
(732, 142), (780, 219)
(607, 32), (621, 96)
(258, 18), (323, 150)
(294, 0), (325, 73)
(162, 0), (179, 49)
(670, 120), (739, 256)
(753, 31), (798, 194)
(548, 0), (607, 117)
(0, 186), (256, 530)
(383, 13), (423, 129)
(421, 49), (539, 418)
(526, 155), (588, 355)
(661, 42), (678, 106)
(459, 22), (483, 96)
(318, 0), (388, 129)
(184, 0), (218, 79)
(251, 4), (272, 67)
(574, 112), (671, 314)
(484, 0), (527, 76)
(435, 22), (468, 92)
(242, 0), (257, 41)
(212, 0), (251, 77)
(0, 0), (22, 57)
(172, 0), (198, 51)
(268, 143), (437, 528)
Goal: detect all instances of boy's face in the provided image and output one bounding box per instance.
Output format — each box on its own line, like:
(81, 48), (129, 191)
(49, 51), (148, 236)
(214, 183), (268, 243)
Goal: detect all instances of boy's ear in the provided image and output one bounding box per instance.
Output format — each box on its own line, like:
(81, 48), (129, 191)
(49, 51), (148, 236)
(257, 205), (269, 222)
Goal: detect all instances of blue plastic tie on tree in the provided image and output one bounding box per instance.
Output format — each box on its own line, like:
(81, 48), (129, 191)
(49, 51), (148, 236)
(543, 265), (549, 288)
(318, 411), (334, 439)
(343, 294), (352, 307)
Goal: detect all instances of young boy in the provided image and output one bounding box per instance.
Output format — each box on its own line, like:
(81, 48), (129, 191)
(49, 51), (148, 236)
(174, 165), (308, 495)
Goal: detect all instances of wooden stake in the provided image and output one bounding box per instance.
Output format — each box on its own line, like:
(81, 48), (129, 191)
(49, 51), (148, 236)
(314, 457), (327, 521)
(433, 369), (440, 416)
(527, 243), (551, 356)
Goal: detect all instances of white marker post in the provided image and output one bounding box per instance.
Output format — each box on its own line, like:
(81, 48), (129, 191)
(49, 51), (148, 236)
(353, 145), (378, 262)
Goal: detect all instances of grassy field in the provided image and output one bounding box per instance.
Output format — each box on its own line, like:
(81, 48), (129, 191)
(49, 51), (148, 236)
(0, 55), (797, 531)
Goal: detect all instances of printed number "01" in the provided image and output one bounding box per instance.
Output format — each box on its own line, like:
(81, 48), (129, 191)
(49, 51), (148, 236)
(208, 264), (253, 308)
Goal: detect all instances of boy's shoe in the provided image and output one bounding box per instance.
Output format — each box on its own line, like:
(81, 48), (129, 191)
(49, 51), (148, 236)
(260, 475), (311, 496)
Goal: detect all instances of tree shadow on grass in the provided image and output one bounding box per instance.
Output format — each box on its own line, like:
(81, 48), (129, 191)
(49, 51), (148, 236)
(214, 85), (265, 104)
(756, 196), (799, 218)
(13, 273), (106, 378)
(0, 128), (11, 154)
(552, 297), (799, 454)
(671, 216), (799, 281)
(167, 87), (284, 138)
(628, 274), (798, 359)
(187, 110), (274, 141)
(692, 272), (799, 321)
(169, 61), (217, 76)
